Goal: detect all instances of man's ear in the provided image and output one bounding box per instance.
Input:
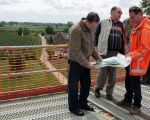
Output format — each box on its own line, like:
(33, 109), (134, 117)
(110, 11), (112, 15)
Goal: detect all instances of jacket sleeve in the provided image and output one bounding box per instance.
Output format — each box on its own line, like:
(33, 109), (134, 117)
(91, 47), (102, 61)
(69, 28), (89, 68)
(94, 23), (101, 46)
(127, 29), (150, 59)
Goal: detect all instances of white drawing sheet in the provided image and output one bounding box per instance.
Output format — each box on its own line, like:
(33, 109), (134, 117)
(90, 53), (131, 68)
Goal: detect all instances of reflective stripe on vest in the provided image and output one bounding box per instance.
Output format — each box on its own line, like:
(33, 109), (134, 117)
(132, 31), (149, 58)
(130, 69), (147, 73)
(130, 31), (149, 74)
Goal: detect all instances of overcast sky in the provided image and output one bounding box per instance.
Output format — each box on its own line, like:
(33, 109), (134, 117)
(0, 0), (141, 23)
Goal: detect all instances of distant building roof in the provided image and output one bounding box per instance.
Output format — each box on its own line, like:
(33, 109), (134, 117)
(56, 32), (69, 40)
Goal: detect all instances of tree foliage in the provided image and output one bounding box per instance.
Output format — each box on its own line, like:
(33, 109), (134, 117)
(141, 0), (150, 17)
(45, 26), (54, 34)
(123, 19), (132, 39)
(46, 36), (54, 44)
(67, 22), (73, 28)
(18, 28), (23, 36)
(0, 21), (5, 27)
(17, 27), (30, 36)
(9, 21), (18, 26)
(23, 28), (30, 35)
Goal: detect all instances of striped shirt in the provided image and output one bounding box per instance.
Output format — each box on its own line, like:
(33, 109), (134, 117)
(108, 21), (123, 51)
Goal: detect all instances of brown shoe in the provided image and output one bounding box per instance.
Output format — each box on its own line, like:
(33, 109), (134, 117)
(116, 100), (132, 107)
(129, 107), (141, 115)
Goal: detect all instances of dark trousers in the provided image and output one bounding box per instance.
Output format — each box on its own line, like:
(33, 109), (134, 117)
(68, 60), (91, 111)
(124, 66), (142, 108)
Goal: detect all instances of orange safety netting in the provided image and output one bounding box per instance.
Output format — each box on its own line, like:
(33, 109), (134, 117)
(0, 45), (125, 100)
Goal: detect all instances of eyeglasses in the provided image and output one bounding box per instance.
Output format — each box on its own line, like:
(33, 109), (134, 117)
(118, 11), (123, 14)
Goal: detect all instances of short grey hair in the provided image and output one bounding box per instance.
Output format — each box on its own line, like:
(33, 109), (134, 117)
(111, 6), (117, 13)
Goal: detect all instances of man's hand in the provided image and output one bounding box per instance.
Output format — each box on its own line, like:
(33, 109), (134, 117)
(125, 54), (131, 58)
(87, 64), (97, 69)
(97, 55), (103, 62)
(125, 54), (132, 62)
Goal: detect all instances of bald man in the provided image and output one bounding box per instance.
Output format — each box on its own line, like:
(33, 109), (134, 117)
(94, 6), (126, 100)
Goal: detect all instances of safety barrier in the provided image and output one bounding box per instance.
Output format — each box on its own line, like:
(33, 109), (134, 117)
(0, 45), (125, 100)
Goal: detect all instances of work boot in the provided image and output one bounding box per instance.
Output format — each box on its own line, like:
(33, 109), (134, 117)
(116, 100), (132, 107)
(106, 94), (113, 100)
(129, 106), (141, 115)
(80, 104), (94, 111)
(70, 109), (84, 116)
(95, 88), (100, 98)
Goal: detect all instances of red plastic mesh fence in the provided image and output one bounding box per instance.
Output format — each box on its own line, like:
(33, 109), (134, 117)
(0, 45), (125, 100)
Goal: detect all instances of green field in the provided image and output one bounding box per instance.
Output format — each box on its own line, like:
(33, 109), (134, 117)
(1, 73), (58, 92)
(0, 24), (62, 93)
(0, 59), (59, 92)
(0, 22), (68, 33)
(0, 26), (45, 31)
(0, 31), (41, 46)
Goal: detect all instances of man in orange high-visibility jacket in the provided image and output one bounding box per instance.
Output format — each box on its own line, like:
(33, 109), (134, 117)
(117, 6), (150, 115)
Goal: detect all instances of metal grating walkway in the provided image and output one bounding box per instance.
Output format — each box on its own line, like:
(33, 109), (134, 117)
(0, 83), (149, 120)
(113, 84), (150, 116)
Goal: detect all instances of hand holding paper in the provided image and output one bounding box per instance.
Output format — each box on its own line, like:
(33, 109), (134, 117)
(90, 53), (131, 68)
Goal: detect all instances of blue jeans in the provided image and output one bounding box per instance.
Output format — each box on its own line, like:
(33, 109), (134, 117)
(68, 60), (91, 111)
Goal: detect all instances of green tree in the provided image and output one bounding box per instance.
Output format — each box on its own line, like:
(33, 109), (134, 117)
(59, 23), (62, 27)
(141, 0), (150, 17)
(123, 19), (132, 39)
(9, 21), (18, 26)
(0, 21), (5, 27)
(18, 27), (23, 36)
(23, 28), (30, 35)
(55, 24), (59, 29)
(17, 27), (30, 36)
(67, 22), (73, 28)
(45, 26), (54, 34)
(47, 36), (54, 44)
